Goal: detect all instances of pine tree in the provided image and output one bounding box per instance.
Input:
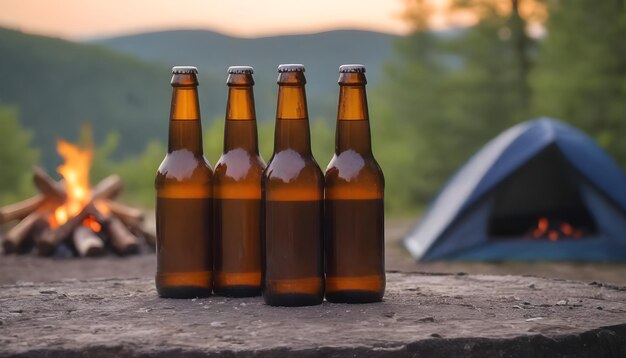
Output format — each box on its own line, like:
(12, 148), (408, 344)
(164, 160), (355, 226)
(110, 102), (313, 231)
(375, 0), (539, 211)
(0, 106), (39, 204)
(532, 0), (626, 167)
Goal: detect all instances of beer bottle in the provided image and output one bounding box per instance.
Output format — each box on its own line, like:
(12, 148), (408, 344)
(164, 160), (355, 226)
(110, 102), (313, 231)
(325, 64), (385, 303)
(213, 66), (265, 297)
(155, 66), (213, 298)
(262, 64), (324, 306)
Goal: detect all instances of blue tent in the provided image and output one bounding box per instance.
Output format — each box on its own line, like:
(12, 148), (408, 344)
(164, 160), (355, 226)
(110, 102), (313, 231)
(404, 118), (626, 261)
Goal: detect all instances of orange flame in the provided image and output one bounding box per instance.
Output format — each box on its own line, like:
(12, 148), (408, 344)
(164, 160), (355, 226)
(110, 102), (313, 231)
(94, 200), (110, 216)
(52, 139), (93, 226)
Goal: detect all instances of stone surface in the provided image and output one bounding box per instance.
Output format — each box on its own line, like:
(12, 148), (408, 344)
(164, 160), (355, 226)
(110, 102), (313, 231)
(1, 272), (625, 357)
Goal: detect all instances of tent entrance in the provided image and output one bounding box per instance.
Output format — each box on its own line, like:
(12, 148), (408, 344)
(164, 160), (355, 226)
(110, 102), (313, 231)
(488, 145), (597, 240)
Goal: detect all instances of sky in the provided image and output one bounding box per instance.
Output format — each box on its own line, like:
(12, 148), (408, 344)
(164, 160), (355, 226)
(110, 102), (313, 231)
(0, 0), (467, 40)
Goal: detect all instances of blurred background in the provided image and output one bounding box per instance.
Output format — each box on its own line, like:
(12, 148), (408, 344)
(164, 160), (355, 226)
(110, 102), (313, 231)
(0, 0), (625, 283)
(1, 0), (625, 215)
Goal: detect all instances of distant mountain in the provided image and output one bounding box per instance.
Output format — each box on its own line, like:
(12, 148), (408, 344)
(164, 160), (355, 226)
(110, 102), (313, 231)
(91, 29), (400, 121)
(0, 27), (400, 169)
(0, 27), (223, 168)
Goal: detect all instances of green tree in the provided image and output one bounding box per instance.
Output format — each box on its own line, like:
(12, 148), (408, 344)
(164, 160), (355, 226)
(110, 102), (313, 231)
(90, 130), (165, 208)
(111, 139), (166, 208)
(0, 106), (39, 204)
(203, 116), (225, 165)
(310, 117), (335, 168)
(375, 0), (540, 212)
(531, 0), (626, 167)
(373, 30), (450, 212)
(90, 131), (121, 183)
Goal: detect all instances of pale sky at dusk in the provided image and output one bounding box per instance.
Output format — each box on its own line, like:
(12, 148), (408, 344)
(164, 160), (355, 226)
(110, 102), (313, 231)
(0, 0), (467, 40)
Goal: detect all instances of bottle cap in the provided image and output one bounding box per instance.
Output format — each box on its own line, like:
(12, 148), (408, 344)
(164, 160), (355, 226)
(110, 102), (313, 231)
(172, 66), (198, 74)
(228, 66), (254, 74)
(277, 64), (305, 73)
(339, 64), (366, 73)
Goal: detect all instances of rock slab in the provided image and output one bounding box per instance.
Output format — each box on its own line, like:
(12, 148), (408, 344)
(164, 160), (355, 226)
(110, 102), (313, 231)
(1, 272), (625, 357)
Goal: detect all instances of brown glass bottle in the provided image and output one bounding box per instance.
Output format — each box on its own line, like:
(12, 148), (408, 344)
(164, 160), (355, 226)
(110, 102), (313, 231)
(213, 66), (266, 297)
(155, 66), (213, 298)
(262, 64), (324, 306)
(325, 64), (385, 303)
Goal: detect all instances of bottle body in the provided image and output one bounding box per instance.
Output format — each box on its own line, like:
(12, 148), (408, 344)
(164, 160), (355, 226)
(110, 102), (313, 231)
(325, 65), (385, 303)
(262, 65), (325, 306)
(213, 67), (266, 297)
(155, 67), (213, 298)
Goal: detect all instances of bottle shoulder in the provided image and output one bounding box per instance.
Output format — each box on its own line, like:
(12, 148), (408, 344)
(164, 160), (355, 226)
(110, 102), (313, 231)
(325, 150), (384, 183)
(263, 150), (324, 201)
(214, 149), (266, 182)
(156, 150), (213, 185)
(325, 151), (384, 200)
(264, 149), (323, 182)
(216, 149), (266, 170)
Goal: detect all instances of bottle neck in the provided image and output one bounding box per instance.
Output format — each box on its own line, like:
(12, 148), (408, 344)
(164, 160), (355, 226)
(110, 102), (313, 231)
(224, 85), (259, 153)
(169, 85), (203, 155)
(226, 85), (256, 120)
(274, 85), (312, 154)
(336, 85), (372, 154)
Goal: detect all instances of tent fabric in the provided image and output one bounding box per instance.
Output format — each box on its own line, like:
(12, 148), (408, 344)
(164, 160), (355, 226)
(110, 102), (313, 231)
(404, 118), (626, 261)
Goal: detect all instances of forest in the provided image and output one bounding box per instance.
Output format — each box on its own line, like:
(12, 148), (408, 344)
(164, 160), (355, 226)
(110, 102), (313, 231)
(1, 0), (625, 216)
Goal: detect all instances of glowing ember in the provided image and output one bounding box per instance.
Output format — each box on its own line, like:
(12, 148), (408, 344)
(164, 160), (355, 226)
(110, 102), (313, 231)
(530, 216), (584, 240)
(532, 217), (549, 237)
(52, 139), (93, 227)
(561, 223), (573, 236)
(548, 230), (558, 241)
(83, 216), (102, 233)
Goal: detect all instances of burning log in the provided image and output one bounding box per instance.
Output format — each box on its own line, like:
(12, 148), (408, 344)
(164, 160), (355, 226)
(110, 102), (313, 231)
(38, 203), (93, 256)
(133, 223), (156, 248)
(101, 199), (144, 228)
(3, 211), (46, 254)
(2, 196), (59, 253)
(30, 218), (51, 247)
(33, 166), (66, 202)
(0, 195), (45, 223)
(0, 167), (66, 225)
(36, 174), (125, 256)
(73, 225), (104, 257)
(1, 144), (152, 257)
(106, 216), (139, 255)
(92, 175), (123, 201)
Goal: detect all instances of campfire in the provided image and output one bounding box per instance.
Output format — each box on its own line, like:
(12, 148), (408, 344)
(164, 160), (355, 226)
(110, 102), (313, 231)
(0, 138), (154, 257)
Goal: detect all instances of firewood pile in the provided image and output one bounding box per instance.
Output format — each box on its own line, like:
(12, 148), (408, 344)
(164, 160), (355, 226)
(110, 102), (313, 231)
(0, 166), (155, 257)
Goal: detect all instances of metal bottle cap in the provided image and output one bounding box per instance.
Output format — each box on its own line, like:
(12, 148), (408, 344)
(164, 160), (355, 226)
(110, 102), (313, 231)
(277, 64), (305, 73)
(172, 66), (198, 74)
(228, 66), (254, 74)
(339, 64), (366, 73)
